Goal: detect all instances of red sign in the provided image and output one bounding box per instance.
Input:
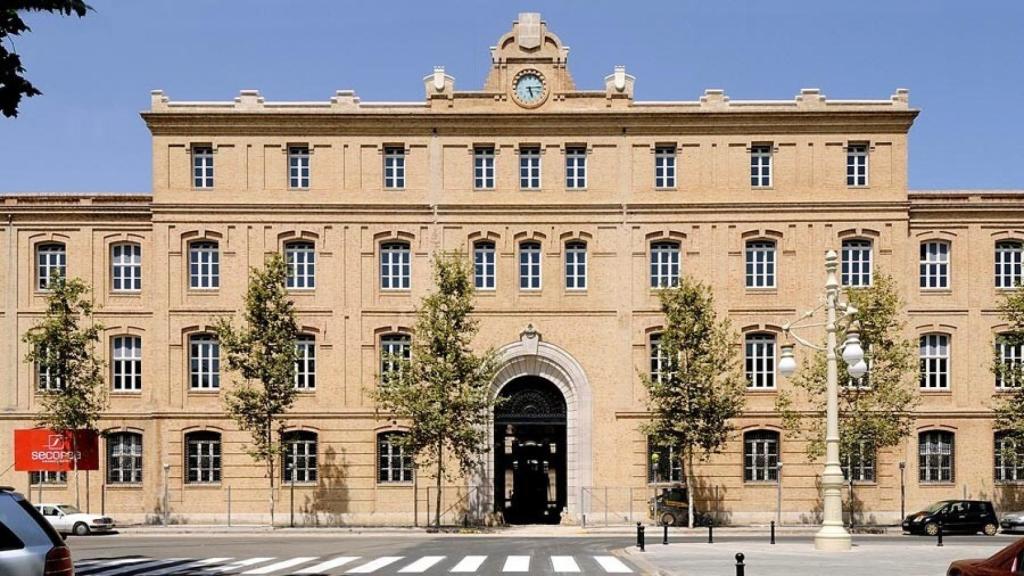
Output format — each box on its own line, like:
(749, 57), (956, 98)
(14, 429), (99, 472)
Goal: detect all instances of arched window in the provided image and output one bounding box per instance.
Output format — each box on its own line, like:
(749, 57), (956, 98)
(996, 241), (1023, 289)
(743, 430), (779, 482)
(519, 241), (542, 290)
(285, 241), (316, 290)
(111, 243), (142, 292)
(380, 333), (411, 381)
(188, 241), (220, 289)
(473, 241), (496, 290)
(745, 240), (776, 288)
(919, 430), (954, 483)
(994, 431), (1024, 483)
(185, 431), (221, 484)
(920, 241), (949, 289)
(564, 241), (587, 290)
(189, 334), (220, 389)
(650, 242), (680, 288)
(112, 335), (142, 391)
(380, 242), (411, 290)
(378, 432), (413, 483)
(744, 333), (776, 389)
(919, 334), (950, 389)
(841, 239), (872, 287)
(106, 432), (143, 484)
(282, 430), (317, 483)
(36, 243), (66, 290)
(295, 334), (316, 390)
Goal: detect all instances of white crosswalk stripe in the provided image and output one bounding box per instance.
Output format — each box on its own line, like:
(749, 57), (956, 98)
(88, 558), (186, 576)
(397, 556), (444, 573)
(552, 555), (581, 572)
(295, 556), (360, 574)
(146, 557), (233, 575)
(76, 558), (149, 574)
(449, 555), (487, 573)
(205, 557), (276, 573)
(502, 555), (530, 572)
(242, 557), (318, 574)
(346, 556), (403, 573)
(594, 555), (633, 573)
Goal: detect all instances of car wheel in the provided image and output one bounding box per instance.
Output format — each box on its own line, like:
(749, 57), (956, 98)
(924, 522), (939, 536)
(660, 512), (677, 526)
(983, 523), (998, 536)
(73, 522), (90, 536)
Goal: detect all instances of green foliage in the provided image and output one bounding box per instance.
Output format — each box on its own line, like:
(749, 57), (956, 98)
(23, 273), (106, 432)
(993, 287), (1024, 451)
(776, 272), (918, 463)
(1, 2), (91, 117)
(372, 251), (499, 526)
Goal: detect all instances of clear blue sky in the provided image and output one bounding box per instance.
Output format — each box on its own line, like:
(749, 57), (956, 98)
(2, 0), (1022, 192)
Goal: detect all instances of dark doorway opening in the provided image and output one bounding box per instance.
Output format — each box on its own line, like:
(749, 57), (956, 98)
(494, 376), (567, 524)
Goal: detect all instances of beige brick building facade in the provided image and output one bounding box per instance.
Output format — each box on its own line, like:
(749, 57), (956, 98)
(2, 14), (1023, 526)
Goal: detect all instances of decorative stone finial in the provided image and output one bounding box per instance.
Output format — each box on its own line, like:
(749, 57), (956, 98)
(517, 12), (542, 50)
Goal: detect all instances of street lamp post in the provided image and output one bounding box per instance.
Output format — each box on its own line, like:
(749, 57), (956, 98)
(778, 250), (867, 552)
(776, 462), (784, 526)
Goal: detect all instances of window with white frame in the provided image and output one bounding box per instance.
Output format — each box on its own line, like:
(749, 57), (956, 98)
(285, 241), (316, 290)
(744, 430), (779, 482)
(565, 147), (587, 189)
(920, 241), (949, 289)
(189, 334), (219, 390)
(378, 432), (413, 483)
(647, 439), (682, 483)
(185, 431), (221, 484)
(846, 144), (868, 187)
(750, 144), (772, 188)
(745, 333), (776, 389)
(919, 334), (950, 389)
(112, 335), (142, 391)
(107, 432), (143, 484)
(35, 346), (62, 391)
(111, 243), (141, 292)
(383, 146), (405, 189)
(519, 241), (542, 290)
(380, 242), (411, 290)
(649, 333), (673, 383)
(842, 441), (875, 482)
(380, 333), (411, 381)
(564, 241), (587, 290)
(192, 146), (214, 189)
(995, 432), (1024, 483)
(30, 471), (67, 485)
(473, 242), (496, 290)
(654, 146), (676, 188)
(282, 431), (317, 483)
(997, 335), (1024, 389)
(519, 147), (541, 189)
(288, 146), (310, 189)
(745, 240), (776, 288)
(996, 241), (1024, 289)
(474, 147), (495, 189)
(188, 241), (219, 289)
(841, 239), (873, 287)
(294, 335), (316, 390)
(650, 242), (680, 289)
(36, 243), (66, 291)
(919, 430), (954, 483)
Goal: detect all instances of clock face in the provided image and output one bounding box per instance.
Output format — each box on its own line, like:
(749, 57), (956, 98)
(513, 72), (546, 106)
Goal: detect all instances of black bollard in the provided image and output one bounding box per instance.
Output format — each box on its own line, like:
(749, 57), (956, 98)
(708, 523), (714, 544)
(771, 520), (776, 545)
(937, 521), (943, 547)
(735, 553), (745, 576)
(637, 522), (645, 552)
(663, 523), (668, 545)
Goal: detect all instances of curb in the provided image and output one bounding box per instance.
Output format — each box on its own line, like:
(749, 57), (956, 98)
(619, 546), (673, 576)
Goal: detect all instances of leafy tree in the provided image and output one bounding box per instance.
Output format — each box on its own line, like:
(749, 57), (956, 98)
(23, 273), (106, 508)
(372, 251), (500, 528)
(993, 287), (1024, 459)
(777, 272), (918, 498)
(642, 277), (747, 528)
(2, 1), (92, 117)
(215, 253), (300, 526)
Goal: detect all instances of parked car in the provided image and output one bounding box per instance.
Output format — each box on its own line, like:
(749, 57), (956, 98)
(0, 486), (74, 576)
(35, 503), (114, 536)
(903, 499), (999, 536)
(947, 536), (1024, 575)
(1001, 511), (1024, 533)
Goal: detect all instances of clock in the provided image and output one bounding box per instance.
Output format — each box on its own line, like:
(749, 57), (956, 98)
(512, 70), (547, 108)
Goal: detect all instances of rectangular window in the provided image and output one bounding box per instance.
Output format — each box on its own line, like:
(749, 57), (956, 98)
(919, 431), (954, 483)
(846, 144), (868, 187)
(997, 337), (1024, 389)
(112, 335), (142, 391)
(920, 241), (949, 289)
(745, 241), (776, 288)
(750, 144), (772, 188)
(111, 243), (142, 292)
(519, 242), (542, 290)
(996, 241), (1024, 288)
(380, 334), (411, 380)
(919, 334), (950, 389)
(107, 433), (143, 484)
(842, 442), (875, 482)
(189, 335), (220, 390)
(650, 242), (680, 288)
(35, 346), (62, 391)
(654, 146), (676, 189)
(647, 440), (682, 484)
(193, 146), (214, 189)
(744, 431), (779, 482)
(565, 147), (587, 189)
(188, 242), (220, 289)
(745, 334), (776, 389)
(186, 434), (221, 484)
(288, 146), (310, 189)
(519, 147), (541, 189)
(30, 471), (67, 485)
(842, 239), (873, 287)
(564, 242), (587, 290)
(995, 433), (1024, 483)
(474, 242), (496, 290)
(649, 334), (671, 383)
(383, 146), (405, 189)
(283, 434), (318, 483)
(474, 147), (495, 189)
(294, 335), (316, 390)
(378, 433), (413, 483)
(380, 243), (411, 290)
(36, 243), (66, 291)
(285, 242), (316, 290)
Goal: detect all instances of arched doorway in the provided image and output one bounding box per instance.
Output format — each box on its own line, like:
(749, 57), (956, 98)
(494, 376), (567, 524)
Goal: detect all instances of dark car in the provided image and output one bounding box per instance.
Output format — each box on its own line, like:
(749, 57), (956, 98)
(947, 536), (1024, 575)
(903, 499), (999, 536)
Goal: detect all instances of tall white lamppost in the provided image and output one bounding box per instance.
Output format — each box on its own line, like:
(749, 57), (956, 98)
(777, 250), (867, 552)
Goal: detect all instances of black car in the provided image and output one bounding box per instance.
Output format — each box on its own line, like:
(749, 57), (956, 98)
(902, 500), (999, 536)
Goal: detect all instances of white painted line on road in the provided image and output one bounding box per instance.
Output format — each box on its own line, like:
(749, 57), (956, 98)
(76, 558), (149, 574)
(295, 556), (360, 574)
(594, 556), (633, 573)
(347, 556), (403, 573)
(450, 555), (486, 572)
(243, 557), (318, 574)
(551, 556), (581, 572)
(89, 558), (186, 576)
(398, 556), (445, 573)
(147, 557), (233, 575)
(205, 557), (275, 573)
(502, 555), (530, 572)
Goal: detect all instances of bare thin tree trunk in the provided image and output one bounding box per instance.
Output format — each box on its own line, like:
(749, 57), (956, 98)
(434, 439), (444, 528)
(72, 432), (81, 509)
(268, 425), (275, 527)
(686, 450), (695, 529)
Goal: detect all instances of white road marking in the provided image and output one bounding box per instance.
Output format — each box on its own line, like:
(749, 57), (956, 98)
(346, 556), (403, 573)
(242, 557), (318, 574)
(502, 556), (530, 572)
(594, 556), (633, 573)
(398, 556), (445, 573)
(295, 556), (360, 574)
(76, 558), (149, 573)
(551, 556), (580, 572)
(146, 558), (233, 575)
(205, 557), (275, 573)
(450, 555), (487, 572)
(89, 558), (186, 576)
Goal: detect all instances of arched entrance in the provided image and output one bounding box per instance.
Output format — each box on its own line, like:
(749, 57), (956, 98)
(494, 376), (567, 524)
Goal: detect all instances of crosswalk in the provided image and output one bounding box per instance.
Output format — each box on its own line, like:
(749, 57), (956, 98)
(73, 554), (634, 575)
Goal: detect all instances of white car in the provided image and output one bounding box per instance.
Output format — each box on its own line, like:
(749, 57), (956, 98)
(35, 503), (115, 536)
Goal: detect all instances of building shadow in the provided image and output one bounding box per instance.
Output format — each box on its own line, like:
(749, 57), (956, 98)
(302, 445), (350, 526)
(692, 476), (730, 526)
